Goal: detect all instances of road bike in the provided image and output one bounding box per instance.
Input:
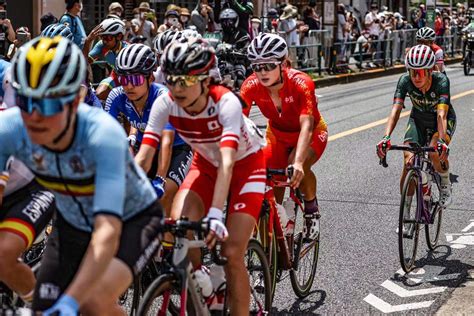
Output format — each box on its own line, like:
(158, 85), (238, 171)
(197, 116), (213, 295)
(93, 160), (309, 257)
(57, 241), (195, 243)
(256, 168), (320, 299)
(137, 218), (271, 316)
(380, 142), (444, 273)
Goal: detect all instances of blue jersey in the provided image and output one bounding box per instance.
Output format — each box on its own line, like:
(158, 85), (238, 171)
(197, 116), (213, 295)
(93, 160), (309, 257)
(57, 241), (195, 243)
(89, 41), (127, 69)
(0, 104), (157, 232)
(0, 59), (10, 103)
(105, 83), (185, 146)
(84, 86), (102, 108)
(59, 14), (86, 49)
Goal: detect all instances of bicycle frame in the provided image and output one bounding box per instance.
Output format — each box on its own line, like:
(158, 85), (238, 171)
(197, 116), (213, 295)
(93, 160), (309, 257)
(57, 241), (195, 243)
(260, 172), (304, 270)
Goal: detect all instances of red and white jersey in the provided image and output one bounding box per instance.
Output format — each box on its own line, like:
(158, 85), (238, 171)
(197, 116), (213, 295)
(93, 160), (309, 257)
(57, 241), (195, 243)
(431, 43), (445, 72)
(143, 85), (266, 167)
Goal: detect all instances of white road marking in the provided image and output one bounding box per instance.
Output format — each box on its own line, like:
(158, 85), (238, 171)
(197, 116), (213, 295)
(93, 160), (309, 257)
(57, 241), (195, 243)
(409, 273), (461, 284)
(381, 280), (446, 297)
(461, 220), (474, 232)
(364, 294), (435, 313)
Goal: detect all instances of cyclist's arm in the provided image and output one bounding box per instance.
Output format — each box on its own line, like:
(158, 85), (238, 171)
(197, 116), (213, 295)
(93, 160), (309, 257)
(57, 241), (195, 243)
(384, 104), (404, 136)
(294, 115), (314, 166)
(436, 78), (451, 141)
(212, 147), (237, 211)
(136, 95), (169, 173)
(65, 118), (128, 305)
(157, 129), (174, 178)
(239, 79), (254, 117)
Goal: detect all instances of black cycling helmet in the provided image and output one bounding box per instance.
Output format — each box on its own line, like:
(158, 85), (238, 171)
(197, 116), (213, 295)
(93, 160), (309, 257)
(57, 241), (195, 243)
(116, 44), (157, 75)
(161, 39), (215, 76)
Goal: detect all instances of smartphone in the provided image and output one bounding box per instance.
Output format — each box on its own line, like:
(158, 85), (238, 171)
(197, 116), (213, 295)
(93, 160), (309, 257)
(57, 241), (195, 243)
(0, 11), (7, 20)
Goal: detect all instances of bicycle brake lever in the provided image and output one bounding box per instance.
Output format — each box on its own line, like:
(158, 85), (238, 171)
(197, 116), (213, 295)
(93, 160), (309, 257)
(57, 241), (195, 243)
(287, 166), (294, 178)
(379, 156), (388, 168)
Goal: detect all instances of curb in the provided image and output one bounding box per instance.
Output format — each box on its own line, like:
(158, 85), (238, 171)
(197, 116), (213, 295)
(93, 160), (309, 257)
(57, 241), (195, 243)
(435, 270), (474, 315)
(313, 57), (463, 88)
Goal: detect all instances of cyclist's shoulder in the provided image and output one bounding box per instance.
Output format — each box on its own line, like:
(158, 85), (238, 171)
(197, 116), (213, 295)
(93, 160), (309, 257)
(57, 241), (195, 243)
(149, 82), (168, 98)
(59, 14), (73, 24)
(0, 106), (23, 130)
(285, 68), (315, 90)
(397, 72), (412, 85)
(240, 73), (262, 96)
(431, 43), (443, 52)
(79, 103), (125, 137)
(432, 72), (450, 89)
(208, 84), (234, 103)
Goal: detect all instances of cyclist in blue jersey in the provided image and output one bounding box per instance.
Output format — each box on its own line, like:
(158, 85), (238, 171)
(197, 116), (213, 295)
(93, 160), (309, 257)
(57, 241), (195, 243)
(41, 25), (102, 109)
(0, 59), (13, 106)
(85, 18), (128, 101)
(0, 36), (162, 315)
(106, 43), (193, 213)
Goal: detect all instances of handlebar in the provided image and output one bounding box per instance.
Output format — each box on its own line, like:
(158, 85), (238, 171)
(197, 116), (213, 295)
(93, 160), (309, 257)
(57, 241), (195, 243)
(267, 166), (294, 179)
(379, 143), (436, 168)
(161, 218), (227, 265)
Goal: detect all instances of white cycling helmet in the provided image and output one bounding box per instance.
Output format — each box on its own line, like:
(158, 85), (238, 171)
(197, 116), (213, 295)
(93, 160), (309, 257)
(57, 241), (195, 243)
(416, 27), (436, 41)
(41, 23), (74, 41)
(181, 29), (202, 41)
(405, 45), (436, 69)
(99, 18), (126, 36)
(11, 36), (86, 98)
(248, 33), (288, 62)
(116, 44), (157, 75)
(153, 30), (182, 54)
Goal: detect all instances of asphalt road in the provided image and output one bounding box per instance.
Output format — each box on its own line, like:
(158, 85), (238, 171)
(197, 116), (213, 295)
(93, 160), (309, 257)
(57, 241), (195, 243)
(257, 65), (474, 315)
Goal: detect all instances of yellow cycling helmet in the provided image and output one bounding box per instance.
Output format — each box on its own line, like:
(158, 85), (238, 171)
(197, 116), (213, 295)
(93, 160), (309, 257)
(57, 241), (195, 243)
(11, 36), (86, 99)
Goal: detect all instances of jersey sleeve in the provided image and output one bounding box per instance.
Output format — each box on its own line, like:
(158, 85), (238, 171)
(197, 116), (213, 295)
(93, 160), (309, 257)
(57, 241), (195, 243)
(164, 122), (175, 131)
(0, 109), (23, 183)
(104, 87), (122, 119)
(88, 41), (104, 61)
(393, 74), (409, 106)
(59, 15), (73, 28)
(239, 78), (254, 117)
(142, 94), (171, 148)
(90, 116), (128, 218)
(437, 74), (450, 108)
(296, 74), (318, 118)
(218, 93), (242, 150)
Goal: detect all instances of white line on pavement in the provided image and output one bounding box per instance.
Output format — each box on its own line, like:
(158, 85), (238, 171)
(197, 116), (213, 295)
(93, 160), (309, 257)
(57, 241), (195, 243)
(381, 280), (446, 297)
(364, 294), (435, 313)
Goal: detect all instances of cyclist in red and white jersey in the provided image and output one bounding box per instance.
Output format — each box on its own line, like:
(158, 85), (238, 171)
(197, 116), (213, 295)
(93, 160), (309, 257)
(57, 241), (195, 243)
(240, 33), (328, 242)
(135, 38), (266, 315)
(415, 27), (445, 73)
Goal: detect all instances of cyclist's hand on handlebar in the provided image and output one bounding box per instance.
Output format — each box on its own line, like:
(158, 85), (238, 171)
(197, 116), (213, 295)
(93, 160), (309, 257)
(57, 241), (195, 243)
(288, 163), (304, 189)
(203, 207), (228, 248)
(151, 176), (166, 199)
(437, 139), (450, 162)
(376, 135), (391, 159)
(43, 294), (79, 316)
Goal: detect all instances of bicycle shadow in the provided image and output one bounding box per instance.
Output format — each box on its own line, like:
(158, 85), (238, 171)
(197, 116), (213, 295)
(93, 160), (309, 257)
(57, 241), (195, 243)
(392, 245), (474, 289)
(271, 289), (326, 315)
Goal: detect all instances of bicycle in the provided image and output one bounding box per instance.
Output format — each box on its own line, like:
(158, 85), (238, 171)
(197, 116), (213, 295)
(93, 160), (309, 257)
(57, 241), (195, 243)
(137, 218), (272, 316)
(256, 168), (320, 299)
(380, 142), (444, 273)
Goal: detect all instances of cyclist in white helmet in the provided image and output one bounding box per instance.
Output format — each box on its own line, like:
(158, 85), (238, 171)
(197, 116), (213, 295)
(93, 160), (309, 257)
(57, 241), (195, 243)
(84, 18), (128, 101)
(377, 44), (456, 207)
(415, 27), (445, 73)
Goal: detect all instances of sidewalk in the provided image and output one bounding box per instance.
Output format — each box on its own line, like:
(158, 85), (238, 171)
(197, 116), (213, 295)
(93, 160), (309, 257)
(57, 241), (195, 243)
(435, 270), (474, 315)
(312, 56), (463, 88)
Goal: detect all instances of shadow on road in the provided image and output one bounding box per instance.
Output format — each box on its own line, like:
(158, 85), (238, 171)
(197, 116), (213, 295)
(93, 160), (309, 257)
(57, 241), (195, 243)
(271, 289), (327, 315)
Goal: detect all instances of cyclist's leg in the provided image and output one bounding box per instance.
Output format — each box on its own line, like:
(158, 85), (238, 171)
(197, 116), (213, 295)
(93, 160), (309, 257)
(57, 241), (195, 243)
(401, 116), (422, 194)
(171, 154), (213, 266)
(224, 150), (265, 315)
(82, 202), (162, 315)
(0, 181), (54, 300)
(264, 129), (290, 203)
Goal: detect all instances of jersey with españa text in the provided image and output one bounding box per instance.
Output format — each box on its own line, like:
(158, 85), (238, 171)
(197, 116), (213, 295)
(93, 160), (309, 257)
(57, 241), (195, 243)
(0, 104), (157, 232)
(105, 83), (185, 147)
(142, 85), (265, 167)
(393, 72), (455, 118)
(240, 68), (327, 133)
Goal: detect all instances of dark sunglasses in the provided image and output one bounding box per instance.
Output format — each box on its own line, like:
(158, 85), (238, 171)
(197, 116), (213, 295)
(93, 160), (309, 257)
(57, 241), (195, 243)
(101, 35), (115, 42)
(16, 93), (76, 116)
(408, 69), (430, 78)
(117, 74), (146, 86)
(251, 62), (281, 73)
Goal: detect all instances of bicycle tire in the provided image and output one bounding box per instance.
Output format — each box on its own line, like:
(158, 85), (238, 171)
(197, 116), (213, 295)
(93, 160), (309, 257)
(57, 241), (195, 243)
(289, 200), (320, 298)
(425, 174), (443, 250)
(137, 274), (196, 316)
(464, 53), (471, 75)
(245, 239), (272, 315)
(257, 211), (278, 300)
(399, 169), (420, 273)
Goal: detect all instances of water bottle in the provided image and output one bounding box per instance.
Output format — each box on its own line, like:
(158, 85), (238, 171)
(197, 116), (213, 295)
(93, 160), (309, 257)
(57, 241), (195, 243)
(276, 203), (289, 231)
(193, 266), (214, 299)
(283, 198), (296, 236)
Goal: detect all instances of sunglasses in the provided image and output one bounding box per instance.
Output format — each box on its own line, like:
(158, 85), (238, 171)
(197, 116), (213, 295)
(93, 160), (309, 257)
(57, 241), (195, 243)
(117, 74), (146, 86)
(165, 75), (208, 88)
(16, 93), (76, 116)
(101, 35), (115, 42)
(251, 62), (281, 73)
(408, 69), (430, 78)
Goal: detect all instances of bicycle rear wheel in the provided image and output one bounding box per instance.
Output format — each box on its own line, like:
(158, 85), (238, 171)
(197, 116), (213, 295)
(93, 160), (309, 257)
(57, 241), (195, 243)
(245, 239), (272, 315)
(426, 175), (443, 250)
(399, 170), (420, 273)
(289, 201), (320, 298)
(137, 274), (194, 316)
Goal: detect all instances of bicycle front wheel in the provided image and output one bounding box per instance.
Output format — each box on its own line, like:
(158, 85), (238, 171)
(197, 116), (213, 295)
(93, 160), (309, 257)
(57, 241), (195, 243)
(245, 239), (272, 315)
(137, 274), (193, 316)
(257, 210), (278, 299)
(289, 202), (320, 298)
(426, 175), (443, 250)
(399, 169), (420, 273)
